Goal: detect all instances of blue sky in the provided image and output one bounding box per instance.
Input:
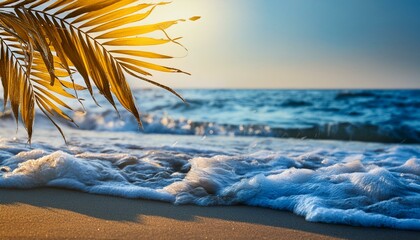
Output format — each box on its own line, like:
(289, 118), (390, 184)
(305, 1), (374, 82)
(136, 0), (420, 89)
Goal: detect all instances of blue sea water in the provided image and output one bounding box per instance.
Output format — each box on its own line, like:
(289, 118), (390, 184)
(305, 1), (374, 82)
(0, 89), (419, 230)
(74, 89), (420, 143)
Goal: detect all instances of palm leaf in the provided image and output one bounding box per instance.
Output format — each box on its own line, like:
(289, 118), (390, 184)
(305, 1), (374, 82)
(0, 0), (199, 142)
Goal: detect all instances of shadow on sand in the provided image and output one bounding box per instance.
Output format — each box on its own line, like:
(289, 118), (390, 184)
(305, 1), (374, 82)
(0, 188), (418, 240)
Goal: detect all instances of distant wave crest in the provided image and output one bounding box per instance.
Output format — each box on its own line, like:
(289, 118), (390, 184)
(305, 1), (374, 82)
(70, 111), (420, 143)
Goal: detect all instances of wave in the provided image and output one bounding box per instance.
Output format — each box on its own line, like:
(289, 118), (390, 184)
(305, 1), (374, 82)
(71, 111), (420, 143)
(1, 90), (419, 144)
(278, 100), (313, 107)
(1, 137), (419, 230)
(335, 91), (378, 100)
(1, 103), (418, 143)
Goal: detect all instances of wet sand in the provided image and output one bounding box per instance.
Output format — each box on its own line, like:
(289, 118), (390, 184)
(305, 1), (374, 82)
(0, 188), (418, 240)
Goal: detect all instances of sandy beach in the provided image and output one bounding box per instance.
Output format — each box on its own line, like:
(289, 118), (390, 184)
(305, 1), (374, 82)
(0, 188), (417, 240)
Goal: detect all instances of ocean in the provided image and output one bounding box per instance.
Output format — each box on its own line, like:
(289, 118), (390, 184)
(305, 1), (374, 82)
(1, 89), (419, 230)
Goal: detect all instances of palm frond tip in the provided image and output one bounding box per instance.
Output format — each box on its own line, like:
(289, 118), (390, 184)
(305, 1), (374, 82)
(0, 0), (199, 143)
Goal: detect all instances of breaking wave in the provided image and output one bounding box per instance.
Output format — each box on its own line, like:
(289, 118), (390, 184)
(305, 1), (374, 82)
(71, 110), (419, 143)
(0, 136), (419, 230)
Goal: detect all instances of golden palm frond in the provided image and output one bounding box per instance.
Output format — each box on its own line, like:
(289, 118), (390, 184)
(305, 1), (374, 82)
(0, 0), (200, 143)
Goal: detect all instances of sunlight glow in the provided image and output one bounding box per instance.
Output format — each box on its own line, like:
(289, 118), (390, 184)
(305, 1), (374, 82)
(134, 0), (420, 89)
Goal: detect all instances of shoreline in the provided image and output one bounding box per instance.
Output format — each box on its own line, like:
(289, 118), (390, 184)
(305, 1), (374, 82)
(0, 188), (418, 240)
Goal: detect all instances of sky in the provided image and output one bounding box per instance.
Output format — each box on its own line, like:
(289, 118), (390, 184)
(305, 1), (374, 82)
(134, 0), (420, 89)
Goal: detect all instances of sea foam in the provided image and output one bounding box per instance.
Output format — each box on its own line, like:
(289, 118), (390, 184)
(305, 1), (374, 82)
(1, 134), (419, 230)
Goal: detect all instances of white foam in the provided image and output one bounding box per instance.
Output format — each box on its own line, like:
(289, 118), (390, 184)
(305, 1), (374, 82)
(0, 136), (419, 230)
(0, 151), (173, 202)
(164, 149), (420, 230)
